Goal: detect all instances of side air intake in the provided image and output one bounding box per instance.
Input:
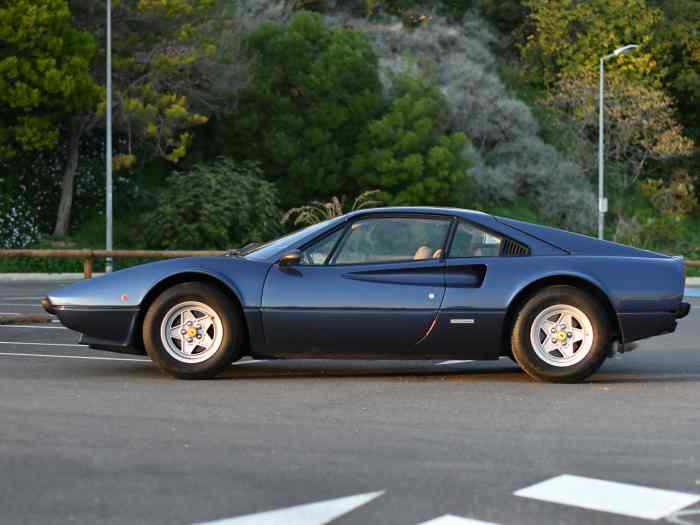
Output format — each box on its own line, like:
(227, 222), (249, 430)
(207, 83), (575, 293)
(501, 238), (530, 257)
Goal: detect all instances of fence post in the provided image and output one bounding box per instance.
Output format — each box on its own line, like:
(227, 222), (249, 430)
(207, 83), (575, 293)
(83, 255), (93, 279)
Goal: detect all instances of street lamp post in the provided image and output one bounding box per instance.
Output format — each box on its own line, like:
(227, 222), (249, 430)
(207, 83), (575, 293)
(598, 44), (639, 240)
(106, 0), (113, 272)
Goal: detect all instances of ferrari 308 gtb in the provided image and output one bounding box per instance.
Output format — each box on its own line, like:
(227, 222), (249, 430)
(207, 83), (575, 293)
(42, 207), (690, 383)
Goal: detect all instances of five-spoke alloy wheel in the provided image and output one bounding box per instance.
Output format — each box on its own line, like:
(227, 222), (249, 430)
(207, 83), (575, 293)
(143, 282), (243, 379)
(511, 285), (611, 383)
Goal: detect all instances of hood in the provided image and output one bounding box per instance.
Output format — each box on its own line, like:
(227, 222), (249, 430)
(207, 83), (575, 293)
(495, 217), (669, 258)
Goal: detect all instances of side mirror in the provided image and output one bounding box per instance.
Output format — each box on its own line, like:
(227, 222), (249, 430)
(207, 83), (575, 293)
(278, 249), (302, 267)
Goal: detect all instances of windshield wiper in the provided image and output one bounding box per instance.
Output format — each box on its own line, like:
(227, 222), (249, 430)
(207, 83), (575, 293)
(226, 241), (262, 257)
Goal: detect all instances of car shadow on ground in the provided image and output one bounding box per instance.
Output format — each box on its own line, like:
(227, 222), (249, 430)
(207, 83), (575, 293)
(6, 352), (700, 384)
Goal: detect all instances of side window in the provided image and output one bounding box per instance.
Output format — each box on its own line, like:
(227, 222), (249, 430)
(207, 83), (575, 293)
(332, 217), (451, 265)
(299, 228), (345, 265)
(449, 221), (502, 258)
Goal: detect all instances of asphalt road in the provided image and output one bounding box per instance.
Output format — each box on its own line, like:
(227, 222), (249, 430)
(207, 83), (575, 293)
(1, 280), (699, 525)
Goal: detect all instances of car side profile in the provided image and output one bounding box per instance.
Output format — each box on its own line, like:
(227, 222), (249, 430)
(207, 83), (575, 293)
(42, 207), (691, 383)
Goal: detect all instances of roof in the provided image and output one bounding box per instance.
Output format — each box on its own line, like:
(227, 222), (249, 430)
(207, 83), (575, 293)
(342, 206), (492, 221)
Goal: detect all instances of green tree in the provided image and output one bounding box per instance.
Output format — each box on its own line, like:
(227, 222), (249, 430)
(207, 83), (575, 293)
(521, 0), (663, 87)
(0, 0), (100, 237)
(651, 0), (700, 139)
(37, 0), (237, 237)
(144, 158), (282, 250)
(0, 0), (98, 158)
(224, 11), (384, 205)
(351, 71), (472, 206)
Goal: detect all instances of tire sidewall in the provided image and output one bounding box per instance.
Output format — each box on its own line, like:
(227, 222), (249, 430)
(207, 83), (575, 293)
(512, 286), (610, 383)
(143, 282), (242, 379)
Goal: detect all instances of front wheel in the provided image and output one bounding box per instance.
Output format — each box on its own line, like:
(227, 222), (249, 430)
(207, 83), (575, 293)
(143, 282), (243, 379)
(511, 285), (611, 383)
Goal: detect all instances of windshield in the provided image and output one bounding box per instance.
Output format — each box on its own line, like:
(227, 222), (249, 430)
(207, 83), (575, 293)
(242, 217), (340, 261)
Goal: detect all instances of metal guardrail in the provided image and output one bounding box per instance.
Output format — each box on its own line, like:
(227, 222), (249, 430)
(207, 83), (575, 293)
(0, 249), (698, 279)
(0, 249), (226, 279)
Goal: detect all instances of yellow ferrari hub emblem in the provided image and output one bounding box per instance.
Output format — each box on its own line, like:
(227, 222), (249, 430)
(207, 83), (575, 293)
(186, 327), (197, 337)
(558, 331), (567, 341)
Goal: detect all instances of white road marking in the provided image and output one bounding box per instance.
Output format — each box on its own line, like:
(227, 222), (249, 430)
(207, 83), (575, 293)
(437, 360), (474, 366)
(0, 341), (86, 348)
(0, 351), (269, 365)
(667, 508), (700, 525)
(515, 475), (700, 520)
(417, 515), (499, 524)
(193, 490), (384, 525)
(0, 352), (149, 362)
(0, 325), (68, 330)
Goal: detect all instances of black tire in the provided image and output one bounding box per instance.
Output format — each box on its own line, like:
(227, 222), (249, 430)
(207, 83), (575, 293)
(510, 285), (611, 383)
(143, 282), (243, 379)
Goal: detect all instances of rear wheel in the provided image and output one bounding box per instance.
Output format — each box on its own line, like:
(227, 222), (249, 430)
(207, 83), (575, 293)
(511, 285), (611, 383)
(143, 282), (243, 379)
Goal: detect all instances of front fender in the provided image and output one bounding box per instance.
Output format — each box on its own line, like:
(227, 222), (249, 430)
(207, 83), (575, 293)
(47, 257), (270, 309)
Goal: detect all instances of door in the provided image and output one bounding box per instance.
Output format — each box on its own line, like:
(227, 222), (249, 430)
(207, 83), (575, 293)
(261, 215), (451, 354)
(427, 219), (507, 359)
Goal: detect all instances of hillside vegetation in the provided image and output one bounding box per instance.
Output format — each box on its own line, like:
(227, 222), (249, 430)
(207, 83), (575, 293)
(1, 0), (699, 270)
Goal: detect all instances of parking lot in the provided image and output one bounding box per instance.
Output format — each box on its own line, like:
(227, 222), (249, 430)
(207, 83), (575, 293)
(1, 279), (699, 525)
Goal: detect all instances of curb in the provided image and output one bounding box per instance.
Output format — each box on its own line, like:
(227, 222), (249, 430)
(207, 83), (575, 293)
(0, 273), (104, 281)
(0, 314), (53, 325)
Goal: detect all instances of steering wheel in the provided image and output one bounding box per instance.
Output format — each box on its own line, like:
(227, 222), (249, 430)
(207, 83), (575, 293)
(301, 250), (315, 266)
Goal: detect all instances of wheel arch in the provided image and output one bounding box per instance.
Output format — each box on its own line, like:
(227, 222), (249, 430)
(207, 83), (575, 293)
(133, 271), (249, 352)
(502, 274), (623, 355)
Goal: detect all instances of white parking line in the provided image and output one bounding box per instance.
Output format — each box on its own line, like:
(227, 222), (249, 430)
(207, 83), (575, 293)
(194, 491), (384, 525)
(417, 515), (499, 524)
(0, 352), (149, 362)
(0, 341), (85, 347)
(515, 475), (700, 520)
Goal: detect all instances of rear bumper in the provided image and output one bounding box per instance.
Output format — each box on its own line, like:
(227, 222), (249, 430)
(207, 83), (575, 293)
(618, 312), (678, 344)
(677, 302), (691, 319)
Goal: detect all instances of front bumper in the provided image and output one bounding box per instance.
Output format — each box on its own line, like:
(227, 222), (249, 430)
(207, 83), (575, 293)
(42, 296), (143, 354)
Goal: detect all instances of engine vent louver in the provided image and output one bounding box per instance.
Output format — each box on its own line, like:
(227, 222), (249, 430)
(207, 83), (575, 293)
(501, 238), (530, 257)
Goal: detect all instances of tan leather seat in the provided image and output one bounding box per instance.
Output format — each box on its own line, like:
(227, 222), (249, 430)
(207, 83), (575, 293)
(414, 246), (432, 260)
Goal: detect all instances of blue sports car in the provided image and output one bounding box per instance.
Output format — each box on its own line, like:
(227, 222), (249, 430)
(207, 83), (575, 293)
(42, 207), (690, 383)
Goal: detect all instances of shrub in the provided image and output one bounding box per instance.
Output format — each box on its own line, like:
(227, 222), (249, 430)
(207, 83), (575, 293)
(351, 71), (473, 206)
(143, 158), (282, 249)
(223, 11), (384, 205)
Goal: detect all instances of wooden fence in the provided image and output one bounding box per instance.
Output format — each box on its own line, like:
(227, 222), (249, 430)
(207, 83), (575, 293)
(0, 249), (698, 280)
(0, 249), (226, 279)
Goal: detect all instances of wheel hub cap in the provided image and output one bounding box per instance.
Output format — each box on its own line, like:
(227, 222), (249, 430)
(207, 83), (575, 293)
(160, 301), (224, 364)
(529, 304), (594, 367)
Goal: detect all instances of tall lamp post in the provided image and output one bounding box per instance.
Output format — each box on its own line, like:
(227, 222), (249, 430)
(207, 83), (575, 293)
(598, 44), (639, 240)
(106, 0), (113, 272)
